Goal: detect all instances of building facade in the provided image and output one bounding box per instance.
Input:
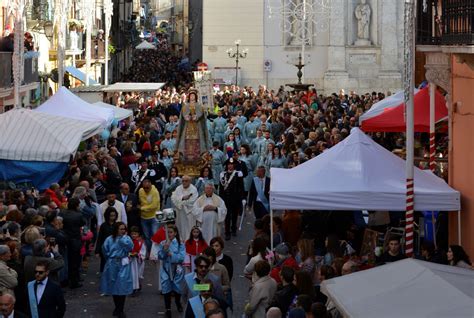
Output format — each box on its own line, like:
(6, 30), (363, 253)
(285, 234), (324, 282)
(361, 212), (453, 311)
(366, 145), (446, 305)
(416, 0), (474, 257)
(202, 0), (404, 93)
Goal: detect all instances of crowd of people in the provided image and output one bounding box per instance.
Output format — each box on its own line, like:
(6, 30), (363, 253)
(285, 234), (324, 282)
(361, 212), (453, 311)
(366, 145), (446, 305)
(121, 34), (193, 88)
(0, 60), (471, 317)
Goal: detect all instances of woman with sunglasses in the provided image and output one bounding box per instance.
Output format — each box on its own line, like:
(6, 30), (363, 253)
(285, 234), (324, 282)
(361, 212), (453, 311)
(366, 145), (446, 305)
(100, 222), (134, 318)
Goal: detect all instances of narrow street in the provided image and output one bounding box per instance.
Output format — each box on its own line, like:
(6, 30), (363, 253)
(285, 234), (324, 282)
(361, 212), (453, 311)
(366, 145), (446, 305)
(65, 212), (255, 317)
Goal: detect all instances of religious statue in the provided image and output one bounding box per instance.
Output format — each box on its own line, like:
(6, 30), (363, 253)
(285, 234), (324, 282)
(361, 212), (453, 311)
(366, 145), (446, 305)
(354, 0), (371, 46)
(175, 90), (211, 166)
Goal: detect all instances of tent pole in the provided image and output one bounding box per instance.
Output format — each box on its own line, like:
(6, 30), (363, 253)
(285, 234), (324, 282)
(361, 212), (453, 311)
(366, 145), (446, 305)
(404, 0), (416, 258)
(270, 209), (274, 251)
(457, 210), (461, 245)
(429, 84), (438, 248)
(429, 83), (436, 172)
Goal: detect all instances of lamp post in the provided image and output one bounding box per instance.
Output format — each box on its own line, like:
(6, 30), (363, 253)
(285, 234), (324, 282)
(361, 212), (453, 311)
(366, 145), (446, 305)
(226, 39), (248, 87)
(103, 0), (113, 85)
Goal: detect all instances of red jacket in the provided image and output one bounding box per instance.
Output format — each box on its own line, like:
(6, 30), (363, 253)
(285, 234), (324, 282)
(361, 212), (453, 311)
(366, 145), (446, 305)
(270, 256), (299, 284)
(43, 189), (66, 208)
(185, 239), (208, 256)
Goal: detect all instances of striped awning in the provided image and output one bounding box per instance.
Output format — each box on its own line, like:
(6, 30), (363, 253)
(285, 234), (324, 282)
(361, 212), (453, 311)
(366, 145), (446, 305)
(0, 109), (102, 162)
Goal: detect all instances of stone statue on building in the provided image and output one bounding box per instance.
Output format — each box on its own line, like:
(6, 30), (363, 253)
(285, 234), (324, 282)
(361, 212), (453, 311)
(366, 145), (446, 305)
(354, 0), (371, 46)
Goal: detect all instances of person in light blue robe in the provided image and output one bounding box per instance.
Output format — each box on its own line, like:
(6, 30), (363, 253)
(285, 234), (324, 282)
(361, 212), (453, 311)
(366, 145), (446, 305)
(243, 115), (259, 144)
(157, 224), (186, 314)
(213, 112), (227, 147)
(209, 143), (227, 186)
(100, 222), (134, 317)
(239, 144), (254, 195)
(159, 148), (174, 173)
(163, 167), (182, 209)
(194, 166), (215, 196)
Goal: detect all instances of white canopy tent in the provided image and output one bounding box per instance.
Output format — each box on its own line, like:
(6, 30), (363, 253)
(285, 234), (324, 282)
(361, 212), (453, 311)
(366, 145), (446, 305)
(135, 40), (156, 50)
(102, 82), (165, 92)
(270, 128), (460, 212)
(0, 109), (102, 162)
(359, 89), (420, 124)
(321, 259), (474, 317)
(93, 102), (133, 121)
(36, 87), (114, 128)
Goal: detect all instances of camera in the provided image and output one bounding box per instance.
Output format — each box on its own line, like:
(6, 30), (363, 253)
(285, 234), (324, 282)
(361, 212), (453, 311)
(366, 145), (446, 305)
(155, 208), (175, 223)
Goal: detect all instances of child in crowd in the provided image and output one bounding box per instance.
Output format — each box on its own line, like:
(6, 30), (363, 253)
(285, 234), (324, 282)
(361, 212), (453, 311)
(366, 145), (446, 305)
(184, 226), (208, 273)
(130, 226), (146, 295)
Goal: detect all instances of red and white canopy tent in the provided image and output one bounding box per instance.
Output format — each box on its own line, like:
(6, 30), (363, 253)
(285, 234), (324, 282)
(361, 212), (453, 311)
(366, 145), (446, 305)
(359, 86), (447, 132)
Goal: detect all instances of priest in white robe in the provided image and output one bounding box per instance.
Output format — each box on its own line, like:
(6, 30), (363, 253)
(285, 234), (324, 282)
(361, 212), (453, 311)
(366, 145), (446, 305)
(193, 183), (227, 243)
(171, 175), (198, 240)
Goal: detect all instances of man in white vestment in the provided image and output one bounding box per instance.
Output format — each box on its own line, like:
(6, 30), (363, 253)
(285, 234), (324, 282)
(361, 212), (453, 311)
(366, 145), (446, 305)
(193, 183), (227, 243)
(171, 175), (198, 239)
(98, 190), (127, 226)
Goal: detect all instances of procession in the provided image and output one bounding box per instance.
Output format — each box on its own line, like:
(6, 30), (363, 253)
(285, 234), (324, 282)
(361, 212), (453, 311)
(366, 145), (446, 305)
(1, 0), (474, 318)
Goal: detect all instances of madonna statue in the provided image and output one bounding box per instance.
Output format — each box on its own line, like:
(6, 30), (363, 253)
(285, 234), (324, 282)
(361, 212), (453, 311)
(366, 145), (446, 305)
(176, 90), (211, 164)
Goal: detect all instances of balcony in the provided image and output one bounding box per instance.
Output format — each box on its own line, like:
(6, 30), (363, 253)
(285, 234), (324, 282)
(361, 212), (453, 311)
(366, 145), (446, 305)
(417, 0), (474, 46)
(0, 53), (12, 88)
(0, 52), (39, 89)
(24, 52), (39, 84)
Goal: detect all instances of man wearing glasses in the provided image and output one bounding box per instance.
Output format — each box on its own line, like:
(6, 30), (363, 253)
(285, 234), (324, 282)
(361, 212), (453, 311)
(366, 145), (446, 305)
(183, 256), (225, 306)
(27, 260), (66, 318)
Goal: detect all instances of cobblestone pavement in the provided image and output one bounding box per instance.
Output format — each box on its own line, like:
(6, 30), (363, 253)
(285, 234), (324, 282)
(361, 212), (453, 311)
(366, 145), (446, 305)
(65, 211), (255, 318)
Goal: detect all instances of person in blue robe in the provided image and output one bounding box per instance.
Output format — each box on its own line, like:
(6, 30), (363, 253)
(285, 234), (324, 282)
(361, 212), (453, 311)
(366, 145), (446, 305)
(100, 222), (134, 318)
(157, 224), (186, 317)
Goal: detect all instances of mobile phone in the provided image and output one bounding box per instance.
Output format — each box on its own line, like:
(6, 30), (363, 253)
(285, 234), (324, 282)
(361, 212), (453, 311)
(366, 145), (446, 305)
(49, 237), (56, 246)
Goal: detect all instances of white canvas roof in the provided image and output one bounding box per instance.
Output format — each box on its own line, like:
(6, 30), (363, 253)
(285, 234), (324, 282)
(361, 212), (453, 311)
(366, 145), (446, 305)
(36, 87), (114, 128)
(135, 40), (156, 50)
(93, 102), (133, 121)
(0, 109), (102, 162)
(102, 82), (165, 92)
(321, 259), (474, 318)
(270, 128), (460, 211)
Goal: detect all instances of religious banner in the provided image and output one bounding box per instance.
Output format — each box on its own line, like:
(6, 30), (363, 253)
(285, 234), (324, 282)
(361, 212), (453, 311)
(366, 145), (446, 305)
(194, 71), (214, 113)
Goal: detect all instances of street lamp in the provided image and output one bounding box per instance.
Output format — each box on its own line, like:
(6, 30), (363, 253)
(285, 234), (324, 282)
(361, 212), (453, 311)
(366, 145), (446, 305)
(43, 20), (54, 41)
(226, 39), (248, 86)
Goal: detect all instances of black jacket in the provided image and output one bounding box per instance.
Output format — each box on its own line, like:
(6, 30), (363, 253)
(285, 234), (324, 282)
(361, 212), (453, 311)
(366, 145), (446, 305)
(248, 176), (270, 206)
(30, 279), (66, 318)
(268, 283), (298, 316)
(219, 170), (244, 204)
(60, 209), (86, 241)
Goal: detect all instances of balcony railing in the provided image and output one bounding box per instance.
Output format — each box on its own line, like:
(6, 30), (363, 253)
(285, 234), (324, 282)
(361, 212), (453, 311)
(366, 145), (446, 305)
(0, 52), (39, 89)
(417, 0), (474, 46)
(24, 52), (39, 84)
(0, 52), (13, 88)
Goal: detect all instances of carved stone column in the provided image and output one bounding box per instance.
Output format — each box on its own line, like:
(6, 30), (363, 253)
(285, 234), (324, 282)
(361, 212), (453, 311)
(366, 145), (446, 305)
(424, 52), (451, 94)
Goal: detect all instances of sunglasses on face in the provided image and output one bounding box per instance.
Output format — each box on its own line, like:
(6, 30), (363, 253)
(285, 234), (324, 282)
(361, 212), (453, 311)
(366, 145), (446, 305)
(35, 270), (45, 274)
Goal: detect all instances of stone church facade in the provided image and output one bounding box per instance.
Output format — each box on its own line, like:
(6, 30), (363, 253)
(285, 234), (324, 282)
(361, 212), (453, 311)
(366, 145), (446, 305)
(202, 0), (405, 94)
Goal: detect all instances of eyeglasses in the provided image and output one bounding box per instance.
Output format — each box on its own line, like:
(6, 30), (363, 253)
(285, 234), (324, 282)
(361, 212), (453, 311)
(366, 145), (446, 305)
(197, 264), (209, 269)
(35, 270), (45, 274)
